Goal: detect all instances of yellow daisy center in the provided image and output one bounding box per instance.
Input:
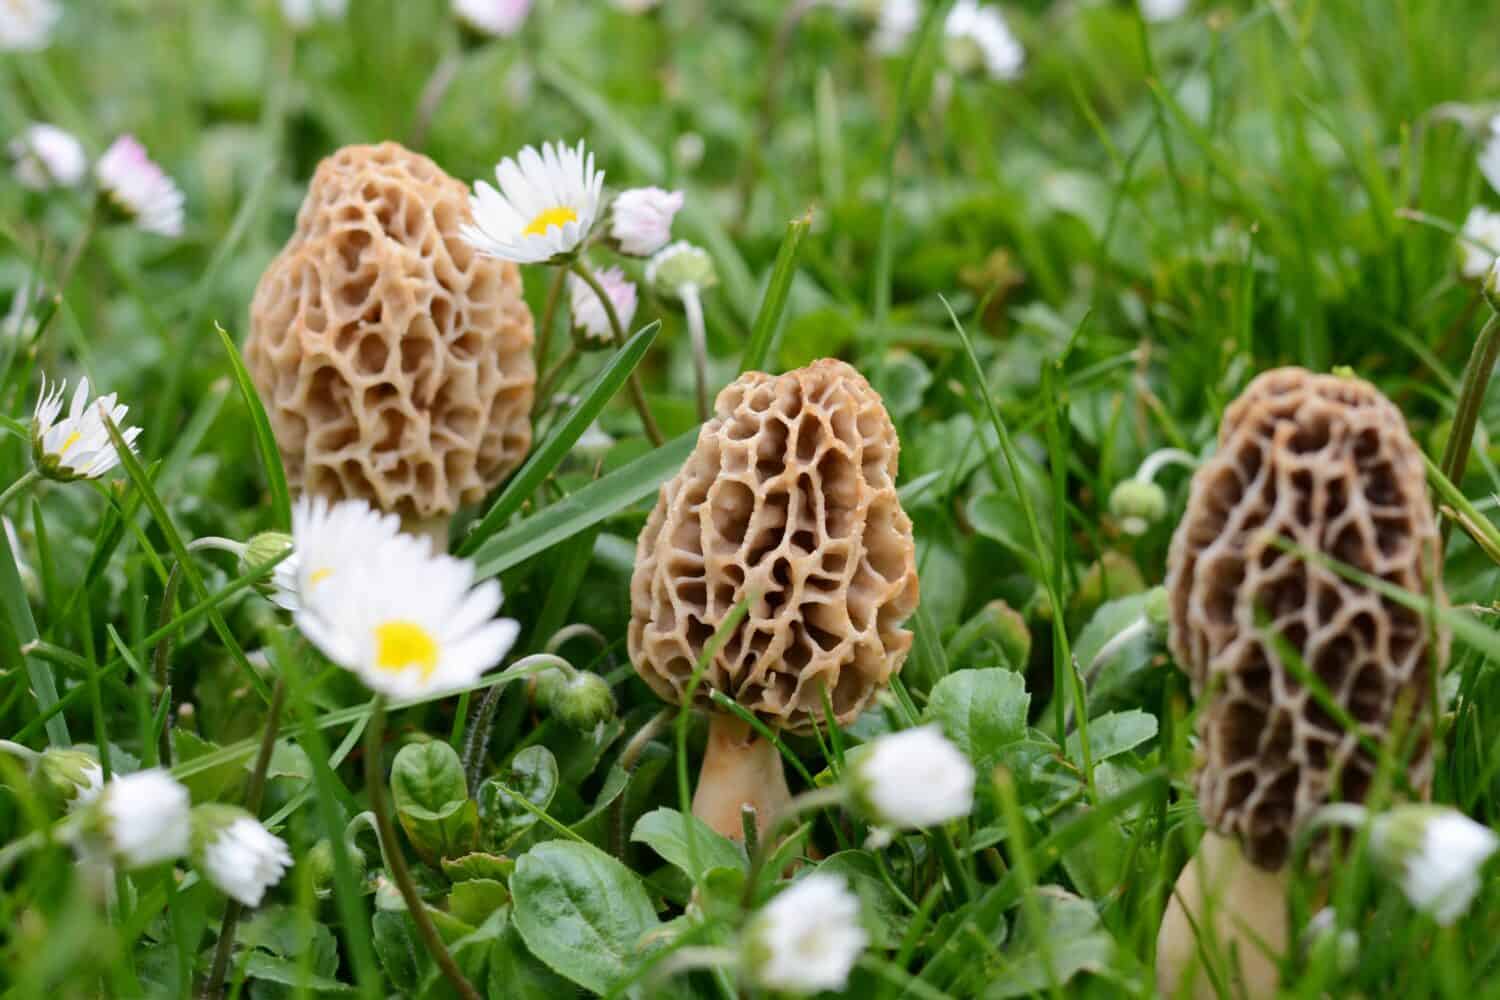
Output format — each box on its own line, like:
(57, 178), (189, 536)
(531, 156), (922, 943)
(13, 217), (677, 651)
(59, 431), (82, 455)
(309, 567), (333, 585)
(374, 620), (439, 679)
(523, 206), (579, 237)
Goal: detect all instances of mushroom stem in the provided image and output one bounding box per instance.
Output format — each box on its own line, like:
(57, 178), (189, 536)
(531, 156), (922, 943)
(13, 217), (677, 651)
(692, 712), (791, 841)
(401, 513), (450, 553)
(1156, 832), (1291, 1000)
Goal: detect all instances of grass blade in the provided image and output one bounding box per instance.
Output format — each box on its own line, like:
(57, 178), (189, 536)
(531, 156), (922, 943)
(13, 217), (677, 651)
(459, 320), (662, 556)
(216, 322), (292, 530)
(739, 212), (810, 374)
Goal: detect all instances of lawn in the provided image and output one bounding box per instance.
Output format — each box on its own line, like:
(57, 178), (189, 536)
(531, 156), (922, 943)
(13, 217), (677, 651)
(3, 0), (1500, 997)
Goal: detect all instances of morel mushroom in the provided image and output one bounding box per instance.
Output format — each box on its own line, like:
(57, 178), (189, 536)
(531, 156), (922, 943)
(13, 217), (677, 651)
(629, 359), (920, 839)
(1158, 367), (1447, 997)
(246, 142), (535, 541)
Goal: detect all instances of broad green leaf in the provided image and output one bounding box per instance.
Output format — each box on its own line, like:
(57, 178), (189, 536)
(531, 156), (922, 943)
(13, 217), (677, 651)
(442, 853), (514, 883)
(983, 888), (1118, 998)
(511, 840), (661, 995)
(241, 953), (355, 993)
(631, 807), (746, 880)
(372, 910), (421, 992)
(1065, 710), (1158, 765)
(807, 851), (905, 948)
(448, 878), (510, 927)
(478, 745), (559, 852)
(925, 668), (1030, 773)
(172, 730), (244, 801)
(487, 912), (574, 1000)
(392, 741), (478, 862)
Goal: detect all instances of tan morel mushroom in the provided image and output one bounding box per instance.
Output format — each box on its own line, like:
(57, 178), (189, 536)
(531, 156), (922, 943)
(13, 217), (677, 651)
(1158, 367), (1447, 998)
(629, 359), (920, 839)
(246, 142), (535, 542)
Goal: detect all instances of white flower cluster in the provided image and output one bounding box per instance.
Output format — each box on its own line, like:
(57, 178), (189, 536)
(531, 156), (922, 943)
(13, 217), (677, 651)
(284, 496), (521, 699)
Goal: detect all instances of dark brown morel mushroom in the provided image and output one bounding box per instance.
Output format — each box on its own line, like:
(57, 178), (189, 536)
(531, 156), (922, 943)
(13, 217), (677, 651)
(246, 142), (535, 542)
(1158, 367), (1447, 997)
(629, 359), (920, 838)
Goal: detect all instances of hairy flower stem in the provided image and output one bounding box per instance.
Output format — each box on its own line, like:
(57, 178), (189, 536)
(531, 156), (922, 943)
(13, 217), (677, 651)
(0, 468), (42, 513)
(1439, 313), (1500, 542)
(365, 697), (481, 1000)
(202, 677), (287, 1000)
(609, 706), (675, 859)
(570, 259), (664, 446)
(462, 654), (578, 793)
(680, 282), (710, 421)
(534, 266), (568, 384)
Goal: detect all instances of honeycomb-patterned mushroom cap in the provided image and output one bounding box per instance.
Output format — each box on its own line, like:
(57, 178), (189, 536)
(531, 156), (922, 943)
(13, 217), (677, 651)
(246, 142), (535, 519)
(1167, 367), (1447, 869)
(629, 359), (920, 732)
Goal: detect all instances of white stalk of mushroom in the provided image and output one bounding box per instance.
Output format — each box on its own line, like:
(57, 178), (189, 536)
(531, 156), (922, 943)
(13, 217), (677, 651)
(629, 359), (920, 839)
(1158, 368), (1446, 997)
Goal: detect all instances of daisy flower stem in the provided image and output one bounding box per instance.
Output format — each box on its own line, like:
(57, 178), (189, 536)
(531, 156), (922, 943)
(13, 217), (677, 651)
(408, 49), (463, 151)
(0, 740), (40, 764)
(1439, 312), (1500, 542)
(741, 785), (847, 910)
(202, 677), (287, 1000)
(569, 260), (664, 446)
(680, 282), (710, 421)
(0, 468), (42, 513)
(151, 561), (184, 768)
(366, 696), (481, 1000)
(534, 266), (568, 383)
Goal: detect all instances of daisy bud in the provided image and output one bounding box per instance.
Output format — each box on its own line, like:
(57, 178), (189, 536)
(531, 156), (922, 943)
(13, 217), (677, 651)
(567, 267), (638, 346)
(1371, 805), (1499, 926)
(31, 375), (142, 482)
(645, 241), (717, 298)
(91, 769), (191, 870)
(548, 671), (617, 732)
(945, 599), (1030, 670)
(0, 0), (60, 51)
(609, 187), (684, 258)
(9, 124), (86, 190)
(1140, 0), (1190, 22)
(1144, 585), (1170, 629)
(95, 135), (185, 238)
(191, 805), (292, 907)
(847, 725), (975, 836)
(1302, 908), (1359, 978)
(240, 530), (295, 606)
(305, 836), (367, 899)
(744, 874), (868, 994)
(1109, 478), (1168, 536)
(36, 748), (104, 809)
(280, 0), (347, 30)
(1459, 207), (1500, 281)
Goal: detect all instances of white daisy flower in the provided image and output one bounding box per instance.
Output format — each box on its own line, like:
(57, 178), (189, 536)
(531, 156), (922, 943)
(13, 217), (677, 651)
(857, 0), (921, 55)
(192, 805), (292, 907)
(461, 140), (605, 264)
(568, 266), (638, 344)
(1140, 0), (1189, 22)
(294, 528), (520, 699)
(1460, 206), (1500, 280)
(848, 725), (975, 839)
(945, 0), (1024, 81)
(612, 0), (660, 11)
(453, 0), (532, 38)
(3, 279), (41, 342)
(746, 874), (868, 994)
(9, 124), (86, 190)
(1372, 806), (1499, 927)
(609, 187), (684, 257)
(93, 769), (191, 870)
(0, 0), (60, 51)
(32, 375), (142, 482)
(281, 0), (349, 30)
(96, 135), (185, 238)
(275, 496), (404, 613)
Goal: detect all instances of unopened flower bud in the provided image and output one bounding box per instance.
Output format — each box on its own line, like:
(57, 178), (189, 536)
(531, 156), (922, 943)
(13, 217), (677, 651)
(946, 599), (1030, 670)
(36, 747), (104, 809)
(645, 241), (717, 298)
(305, 836), (367, 898)
(1302, 908), (1359, 978)
(549, 671), (616, 731)
(1109, 479), (1168, 536)
(1368, 805), (1499, 926)
(191, 804), (292, 907)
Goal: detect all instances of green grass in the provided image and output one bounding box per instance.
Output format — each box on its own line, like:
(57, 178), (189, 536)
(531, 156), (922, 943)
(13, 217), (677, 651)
(4, 0), (1500, 996)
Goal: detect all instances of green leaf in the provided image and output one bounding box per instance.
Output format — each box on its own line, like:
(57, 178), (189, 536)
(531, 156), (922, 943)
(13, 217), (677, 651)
(739, 213), (810, 374)
(0, 504), (66, 746)
(808, 852), (906, 948)
(983, 888), (1117, 998)
(442, 853), (514, 883)
(1065, 710), (1158, 765)
(487, 912), (574, 1000)
(448, 878), (510, 926)
(631, 807), (746, 880)
(510, 840), (661, 995)
(216, 322), (291, 529)
(459, 320), (662, 556)
(925, 668), (1030, 773)
(171, 730), (244, 801)
(391, 741), (478, 863)
(478, 745), (559, 852)
(470, 430), (696, 581)
(241, 953), (355, 993)
(372, 910), (421, 992)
